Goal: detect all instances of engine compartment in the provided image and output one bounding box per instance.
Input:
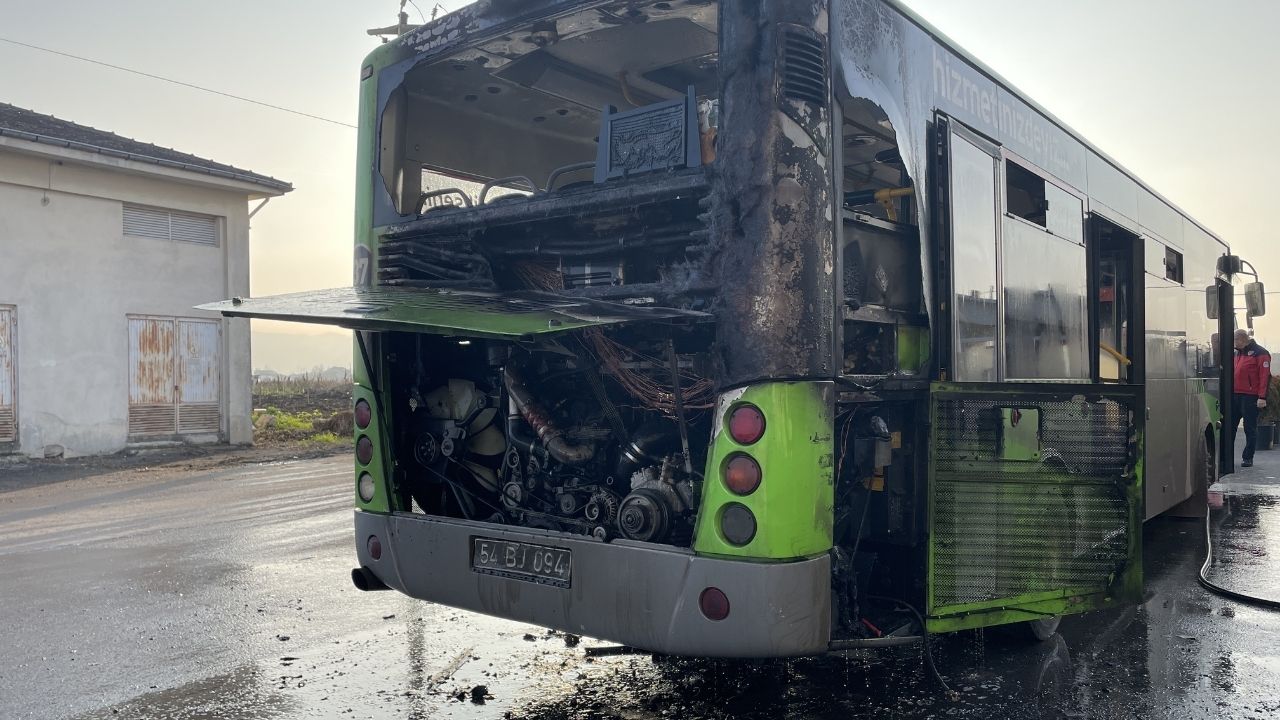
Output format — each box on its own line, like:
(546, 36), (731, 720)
(383, 323), (715, 547)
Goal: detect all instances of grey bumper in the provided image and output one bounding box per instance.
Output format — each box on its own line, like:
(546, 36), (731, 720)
(354, 510), (831, 658)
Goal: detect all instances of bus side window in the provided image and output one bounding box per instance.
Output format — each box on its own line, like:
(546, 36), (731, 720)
(949, 133), (1000, 382)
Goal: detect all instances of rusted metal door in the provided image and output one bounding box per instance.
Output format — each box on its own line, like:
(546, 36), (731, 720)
(177, 319), (220, 433)
(128, 317), (177, 437)
(0, 306), (15, 444)
(128, 316), (222, 438)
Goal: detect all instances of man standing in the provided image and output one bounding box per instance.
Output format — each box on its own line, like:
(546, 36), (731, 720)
(1233, 329), (1271, 467)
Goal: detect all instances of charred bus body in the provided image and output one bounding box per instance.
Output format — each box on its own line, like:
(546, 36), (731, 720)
(209, 0), (1262, 656)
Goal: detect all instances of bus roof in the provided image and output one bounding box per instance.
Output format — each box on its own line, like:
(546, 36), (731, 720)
(879, 0), (1228, 252)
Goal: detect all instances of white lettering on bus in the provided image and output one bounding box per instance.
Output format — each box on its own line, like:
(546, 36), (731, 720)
(932, 46), (1071, 180)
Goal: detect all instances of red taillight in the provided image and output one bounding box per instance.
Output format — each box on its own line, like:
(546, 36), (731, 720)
(723, 453), (762, 495)
(367, 535), (382, 560)
(354, 399), (372, 429)
(356, 435), (374, 465)
(699, 587), (730, 621)
(728, 404), (765, 445)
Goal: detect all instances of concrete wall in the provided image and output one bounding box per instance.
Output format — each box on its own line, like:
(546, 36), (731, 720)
(0, 147), (256, 456)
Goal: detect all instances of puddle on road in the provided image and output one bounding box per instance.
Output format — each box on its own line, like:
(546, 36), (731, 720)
(1204, 490), (1280, 604)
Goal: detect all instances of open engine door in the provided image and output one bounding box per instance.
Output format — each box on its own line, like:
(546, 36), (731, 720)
(198, 286), (708, 339)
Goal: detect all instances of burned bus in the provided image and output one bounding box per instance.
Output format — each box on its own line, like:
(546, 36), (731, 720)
(206, 0), (1265, 656)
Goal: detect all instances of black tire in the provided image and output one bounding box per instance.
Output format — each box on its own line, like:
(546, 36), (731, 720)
(1022, 616), (1061, 642)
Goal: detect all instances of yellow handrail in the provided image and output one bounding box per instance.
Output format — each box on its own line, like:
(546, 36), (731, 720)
(1100, 341), (1132, 366)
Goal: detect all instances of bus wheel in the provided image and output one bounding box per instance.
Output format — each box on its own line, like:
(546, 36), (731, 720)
(1021, 617), (1061, 642)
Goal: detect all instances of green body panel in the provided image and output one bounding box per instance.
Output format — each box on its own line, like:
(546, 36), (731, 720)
(1197, 381), (1222, 456)
(896, 325), (929, 375)
(693, 382), (835, 559)
(353, 42), (404, 512)
(353, 383), (391, 512)
(998, 407), (1041, 461)
(925, 382), (1144, 632)
(354, 41), (403, 288)
(926, 592), (1113, 634)
(200, 286), (707, 339)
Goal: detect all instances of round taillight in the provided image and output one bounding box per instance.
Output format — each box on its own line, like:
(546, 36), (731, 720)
(699, 587), (730, 621)
(367, 535), (382, 560)
(728, 404), (765, 445)
(356, 435), (374, 465)
(358, 472), (376, 503)
(354, 399), (372, 429)
(720, 503), (757, 546)
(723, 453), (762, 496)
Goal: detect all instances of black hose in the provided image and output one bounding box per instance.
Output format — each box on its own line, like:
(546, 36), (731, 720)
(866, 595), (955, 696)
(828, 636), (922, 650)
(1198, 503), (1280, 609)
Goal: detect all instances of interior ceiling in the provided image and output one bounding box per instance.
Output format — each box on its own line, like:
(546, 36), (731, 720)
(408, 5), (720, 141)
(537, 18), (717, 99)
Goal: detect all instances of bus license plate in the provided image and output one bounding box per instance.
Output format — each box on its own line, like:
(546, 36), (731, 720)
(471, 537), (572, 588)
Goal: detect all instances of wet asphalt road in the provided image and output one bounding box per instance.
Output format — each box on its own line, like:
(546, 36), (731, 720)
(1, 450), (1279, 720)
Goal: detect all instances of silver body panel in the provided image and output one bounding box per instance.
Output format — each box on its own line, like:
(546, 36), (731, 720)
(354, 511), (832, 658)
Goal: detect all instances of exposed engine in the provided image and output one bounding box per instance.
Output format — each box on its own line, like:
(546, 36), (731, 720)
(390, 332), (710, 546)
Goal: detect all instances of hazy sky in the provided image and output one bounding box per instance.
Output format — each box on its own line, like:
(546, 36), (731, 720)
(2, 0), (1277, 349)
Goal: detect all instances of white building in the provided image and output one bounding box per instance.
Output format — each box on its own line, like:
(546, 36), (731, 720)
(0, 103), (291, 457)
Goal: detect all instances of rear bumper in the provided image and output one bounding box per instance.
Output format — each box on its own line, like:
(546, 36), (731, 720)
(354, 510), (831, 658)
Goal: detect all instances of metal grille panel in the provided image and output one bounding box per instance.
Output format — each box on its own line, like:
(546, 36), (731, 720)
(170, 212), (218, 245)
(931, 396), (1133, 610)
(0, 407), (14, 443)
(123, 205), (170, 239)
(780, 27), (828, 106)
(124, 205), (218, 245)
(0, 306), (13, 443)
(129, 405), (177, 436)
(178, 403), (220, 433)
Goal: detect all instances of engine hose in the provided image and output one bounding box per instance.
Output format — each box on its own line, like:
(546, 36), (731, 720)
(504, 366), (595, 466)
(1198, 504), (1280, 610)
(865, 595), (955, 696)
(828, 636), (922, 650)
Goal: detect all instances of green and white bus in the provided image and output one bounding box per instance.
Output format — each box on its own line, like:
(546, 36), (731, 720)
(207, 0), (1266, 656)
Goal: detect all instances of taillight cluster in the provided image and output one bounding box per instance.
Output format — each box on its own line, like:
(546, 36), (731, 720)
(719, 403), (764, 546)
(355, 398), (375, 502)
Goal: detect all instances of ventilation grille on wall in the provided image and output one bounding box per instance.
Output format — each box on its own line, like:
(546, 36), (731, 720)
(779, 26), (828, 107)
(124, 204), (219, 246)
(0, 407), (14, 443)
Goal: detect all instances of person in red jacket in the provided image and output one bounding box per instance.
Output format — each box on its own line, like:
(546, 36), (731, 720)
(1233, 329), (1271, 467)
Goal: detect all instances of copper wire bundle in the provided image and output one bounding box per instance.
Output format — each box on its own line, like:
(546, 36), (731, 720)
(583, 328), (716, 414)
(512, 260), (715, 415)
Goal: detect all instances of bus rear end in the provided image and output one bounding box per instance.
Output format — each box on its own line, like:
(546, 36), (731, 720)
(212, 0), (842, 657)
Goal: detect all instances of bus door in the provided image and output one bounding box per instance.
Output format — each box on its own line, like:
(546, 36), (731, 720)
(926, 117), (1144, 633)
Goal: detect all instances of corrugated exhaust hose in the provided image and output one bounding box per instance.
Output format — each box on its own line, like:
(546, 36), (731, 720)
(504, 365), (595, 466)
